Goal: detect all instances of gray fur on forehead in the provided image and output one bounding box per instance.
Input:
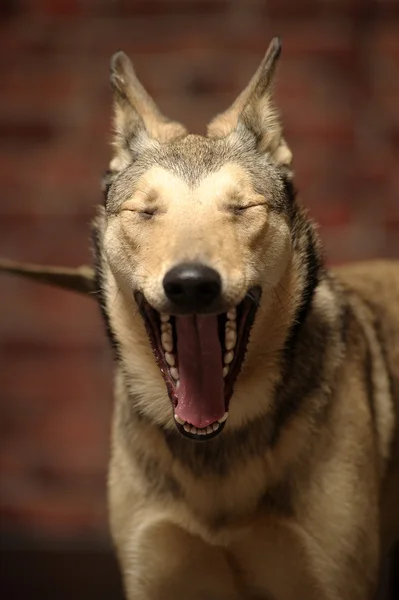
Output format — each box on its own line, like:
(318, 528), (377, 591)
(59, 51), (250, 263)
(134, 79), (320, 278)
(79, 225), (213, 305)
(107, 127), (286, 210)
(137, 130), (261, 184)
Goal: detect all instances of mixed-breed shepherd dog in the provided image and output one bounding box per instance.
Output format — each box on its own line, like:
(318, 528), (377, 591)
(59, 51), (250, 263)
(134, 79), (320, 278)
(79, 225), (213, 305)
(1, 38), (398, 599)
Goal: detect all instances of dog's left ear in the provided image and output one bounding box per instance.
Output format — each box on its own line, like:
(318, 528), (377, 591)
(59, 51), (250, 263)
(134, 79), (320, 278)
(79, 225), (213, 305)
(207, 38), (292, 168)
(109, 51), (187, 173)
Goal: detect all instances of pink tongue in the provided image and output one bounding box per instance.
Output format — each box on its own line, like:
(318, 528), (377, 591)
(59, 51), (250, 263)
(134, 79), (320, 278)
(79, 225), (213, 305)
(174, 315), (225, 428)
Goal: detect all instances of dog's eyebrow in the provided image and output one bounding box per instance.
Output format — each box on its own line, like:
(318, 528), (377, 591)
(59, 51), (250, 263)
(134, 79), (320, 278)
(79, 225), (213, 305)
(135, 186), (158, 203)
(228, 189), (245, 203)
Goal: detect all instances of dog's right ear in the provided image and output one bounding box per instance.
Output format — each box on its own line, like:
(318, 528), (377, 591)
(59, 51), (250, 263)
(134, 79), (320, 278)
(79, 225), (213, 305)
(109, 51), (187, 174)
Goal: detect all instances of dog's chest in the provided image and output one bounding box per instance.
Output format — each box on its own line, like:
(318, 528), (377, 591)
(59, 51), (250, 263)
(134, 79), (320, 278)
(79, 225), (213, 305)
(184, 502), (304, 599)
(175, 457), (276, 526)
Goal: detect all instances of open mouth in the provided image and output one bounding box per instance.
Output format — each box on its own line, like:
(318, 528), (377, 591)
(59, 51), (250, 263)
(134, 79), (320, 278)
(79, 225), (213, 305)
(135, 288), (260, 441)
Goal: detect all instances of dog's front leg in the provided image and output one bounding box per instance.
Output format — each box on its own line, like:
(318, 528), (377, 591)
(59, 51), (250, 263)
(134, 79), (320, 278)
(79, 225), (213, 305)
(119, 519), (243, 600)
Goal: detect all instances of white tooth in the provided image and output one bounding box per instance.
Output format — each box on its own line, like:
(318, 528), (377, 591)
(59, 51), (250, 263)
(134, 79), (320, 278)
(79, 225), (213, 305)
(190, 426), (197, 434)
(225, 329), (237, 350)
(223, 366), (229, 378)
(183, 423), (190, 432)
(176, 380), (180, 389)
(174, 413), (184, 425)
(227, 308), (236, 320)
(224, 350), (234, 364)
(199, 429), (206, 435)
(170, 367), (179, 380)
(160, 313), (170, 322)
(161, 333), (173, 352)
(226, 320), (236, 331)
(165, 352), (175, 366)
(206, 426), (213, 434)
(218, 412), (228, 423)
(161, 322), (172, 333)
(212, 422), (220, 431)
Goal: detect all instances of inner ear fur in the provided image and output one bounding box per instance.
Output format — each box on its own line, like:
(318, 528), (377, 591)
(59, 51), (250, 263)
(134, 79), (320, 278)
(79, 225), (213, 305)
(109, 51), (187, 173)
(207, 37), (292, 168)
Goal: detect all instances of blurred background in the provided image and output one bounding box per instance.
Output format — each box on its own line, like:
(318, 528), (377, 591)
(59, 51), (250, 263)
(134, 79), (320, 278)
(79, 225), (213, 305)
(0, 0), (398, 598)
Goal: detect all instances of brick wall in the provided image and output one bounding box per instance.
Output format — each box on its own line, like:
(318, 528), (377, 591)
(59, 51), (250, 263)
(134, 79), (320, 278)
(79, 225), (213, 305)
(0, 0), (398, 542)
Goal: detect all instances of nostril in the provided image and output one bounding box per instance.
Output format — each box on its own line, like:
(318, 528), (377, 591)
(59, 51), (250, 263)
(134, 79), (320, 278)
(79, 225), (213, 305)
(164, 282), (184, 298)
(197, 281), (219, 300)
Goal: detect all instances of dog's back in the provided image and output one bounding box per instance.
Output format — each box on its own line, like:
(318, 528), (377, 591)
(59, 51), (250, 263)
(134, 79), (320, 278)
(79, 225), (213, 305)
(334, 260), (399, 550)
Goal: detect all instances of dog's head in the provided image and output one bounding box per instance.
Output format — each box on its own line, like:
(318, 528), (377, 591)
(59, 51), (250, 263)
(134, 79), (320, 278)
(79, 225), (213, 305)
(100, 39), (303, 440)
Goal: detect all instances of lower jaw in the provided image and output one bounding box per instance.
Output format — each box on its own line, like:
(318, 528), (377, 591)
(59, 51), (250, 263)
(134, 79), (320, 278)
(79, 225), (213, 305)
(174, 417), (227, 441)
(173, 410), (229, 441)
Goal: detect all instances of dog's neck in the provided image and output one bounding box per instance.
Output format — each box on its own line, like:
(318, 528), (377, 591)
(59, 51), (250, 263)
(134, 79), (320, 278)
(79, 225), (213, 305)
(114, 269), (346, 527)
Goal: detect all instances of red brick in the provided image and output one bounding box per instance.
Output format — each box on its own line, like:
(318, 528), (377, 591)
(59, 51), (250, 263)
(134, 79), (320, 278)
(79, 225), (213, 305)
(20, 0), (84, 16)
(117, 0), (231, 16)
(1, 490), (107, 537)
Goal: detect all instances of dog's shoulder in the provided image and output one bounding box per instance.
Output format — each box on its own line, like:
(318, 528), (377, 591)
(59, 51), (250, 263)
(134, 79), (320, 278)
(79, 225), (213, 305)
(332, 259), (399, 303)
(333, 259), (399, 471)
(332, 260), (399, 379)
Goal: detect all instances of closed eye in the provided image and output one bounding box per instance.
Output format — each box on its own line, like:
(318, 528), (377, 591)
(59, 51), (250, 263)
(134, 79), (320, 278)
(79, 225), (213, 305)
(229, 203), (266, 214)
(139, 208), (157, 219)
(121, 204), (158, 219)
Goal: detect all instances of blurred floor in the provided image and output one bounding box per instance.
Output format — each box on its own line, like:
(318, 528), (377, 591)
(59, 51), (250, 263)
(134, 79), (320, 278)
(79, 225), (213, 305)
(0, 541), (398, 600)
(0, 545), (124, 600)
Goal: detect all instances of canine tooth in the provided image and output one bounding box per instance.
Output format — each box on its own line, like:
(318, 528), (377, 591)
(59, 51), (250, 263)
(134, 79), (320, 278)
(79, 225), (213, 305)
(160, 313), (170, 322)
(212, 422), (220, 431)
(225, 329), (237, 350)
(218, 412), (228, 423)
(165, 352), (175, 366)
(224, 350), (234, 365)
(190, 426), (197, 434)
(170, 367), (179, 381)
(161, 322), (172, 333)
(183, 423), (190, 432)
(223, 366), (229, 377)
(227, 308), (237, 320)
(174, 414), (185, 425)
(206, 426), (213, 434)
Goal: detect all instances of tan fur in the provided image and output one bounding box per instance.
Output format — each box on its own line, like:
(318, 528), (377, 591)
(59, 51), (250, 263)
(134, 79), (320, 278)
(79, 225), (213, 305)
(333, 261), (399, 554)
(0, 39), (398, 600)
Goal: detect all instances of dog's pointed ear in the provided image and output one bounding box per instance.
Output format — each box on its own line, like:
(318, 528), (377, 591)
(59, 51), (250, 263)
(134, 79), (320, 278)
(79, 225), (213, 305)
(0, 259), (96, 296)
(109, 51), (187, 173)
(207, 38), (292, 168)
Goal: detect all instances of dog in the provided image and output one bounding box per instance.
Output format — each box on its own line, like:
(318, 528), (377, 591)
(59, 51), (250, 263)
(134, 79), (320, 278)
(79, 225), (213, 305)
(1, 38), (398, 599)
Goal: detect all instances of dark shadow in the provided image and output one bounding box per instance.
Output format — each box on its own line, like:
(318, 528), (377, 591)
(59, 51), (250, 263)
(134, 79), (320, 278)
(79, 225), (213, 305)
(0, 544), (124, 600)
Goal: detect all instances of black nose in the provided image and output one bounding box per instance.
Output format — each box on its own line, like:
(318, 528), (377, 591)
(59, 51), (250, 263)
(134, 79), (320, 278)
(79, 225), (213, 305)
(163, 263), (222, 312)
